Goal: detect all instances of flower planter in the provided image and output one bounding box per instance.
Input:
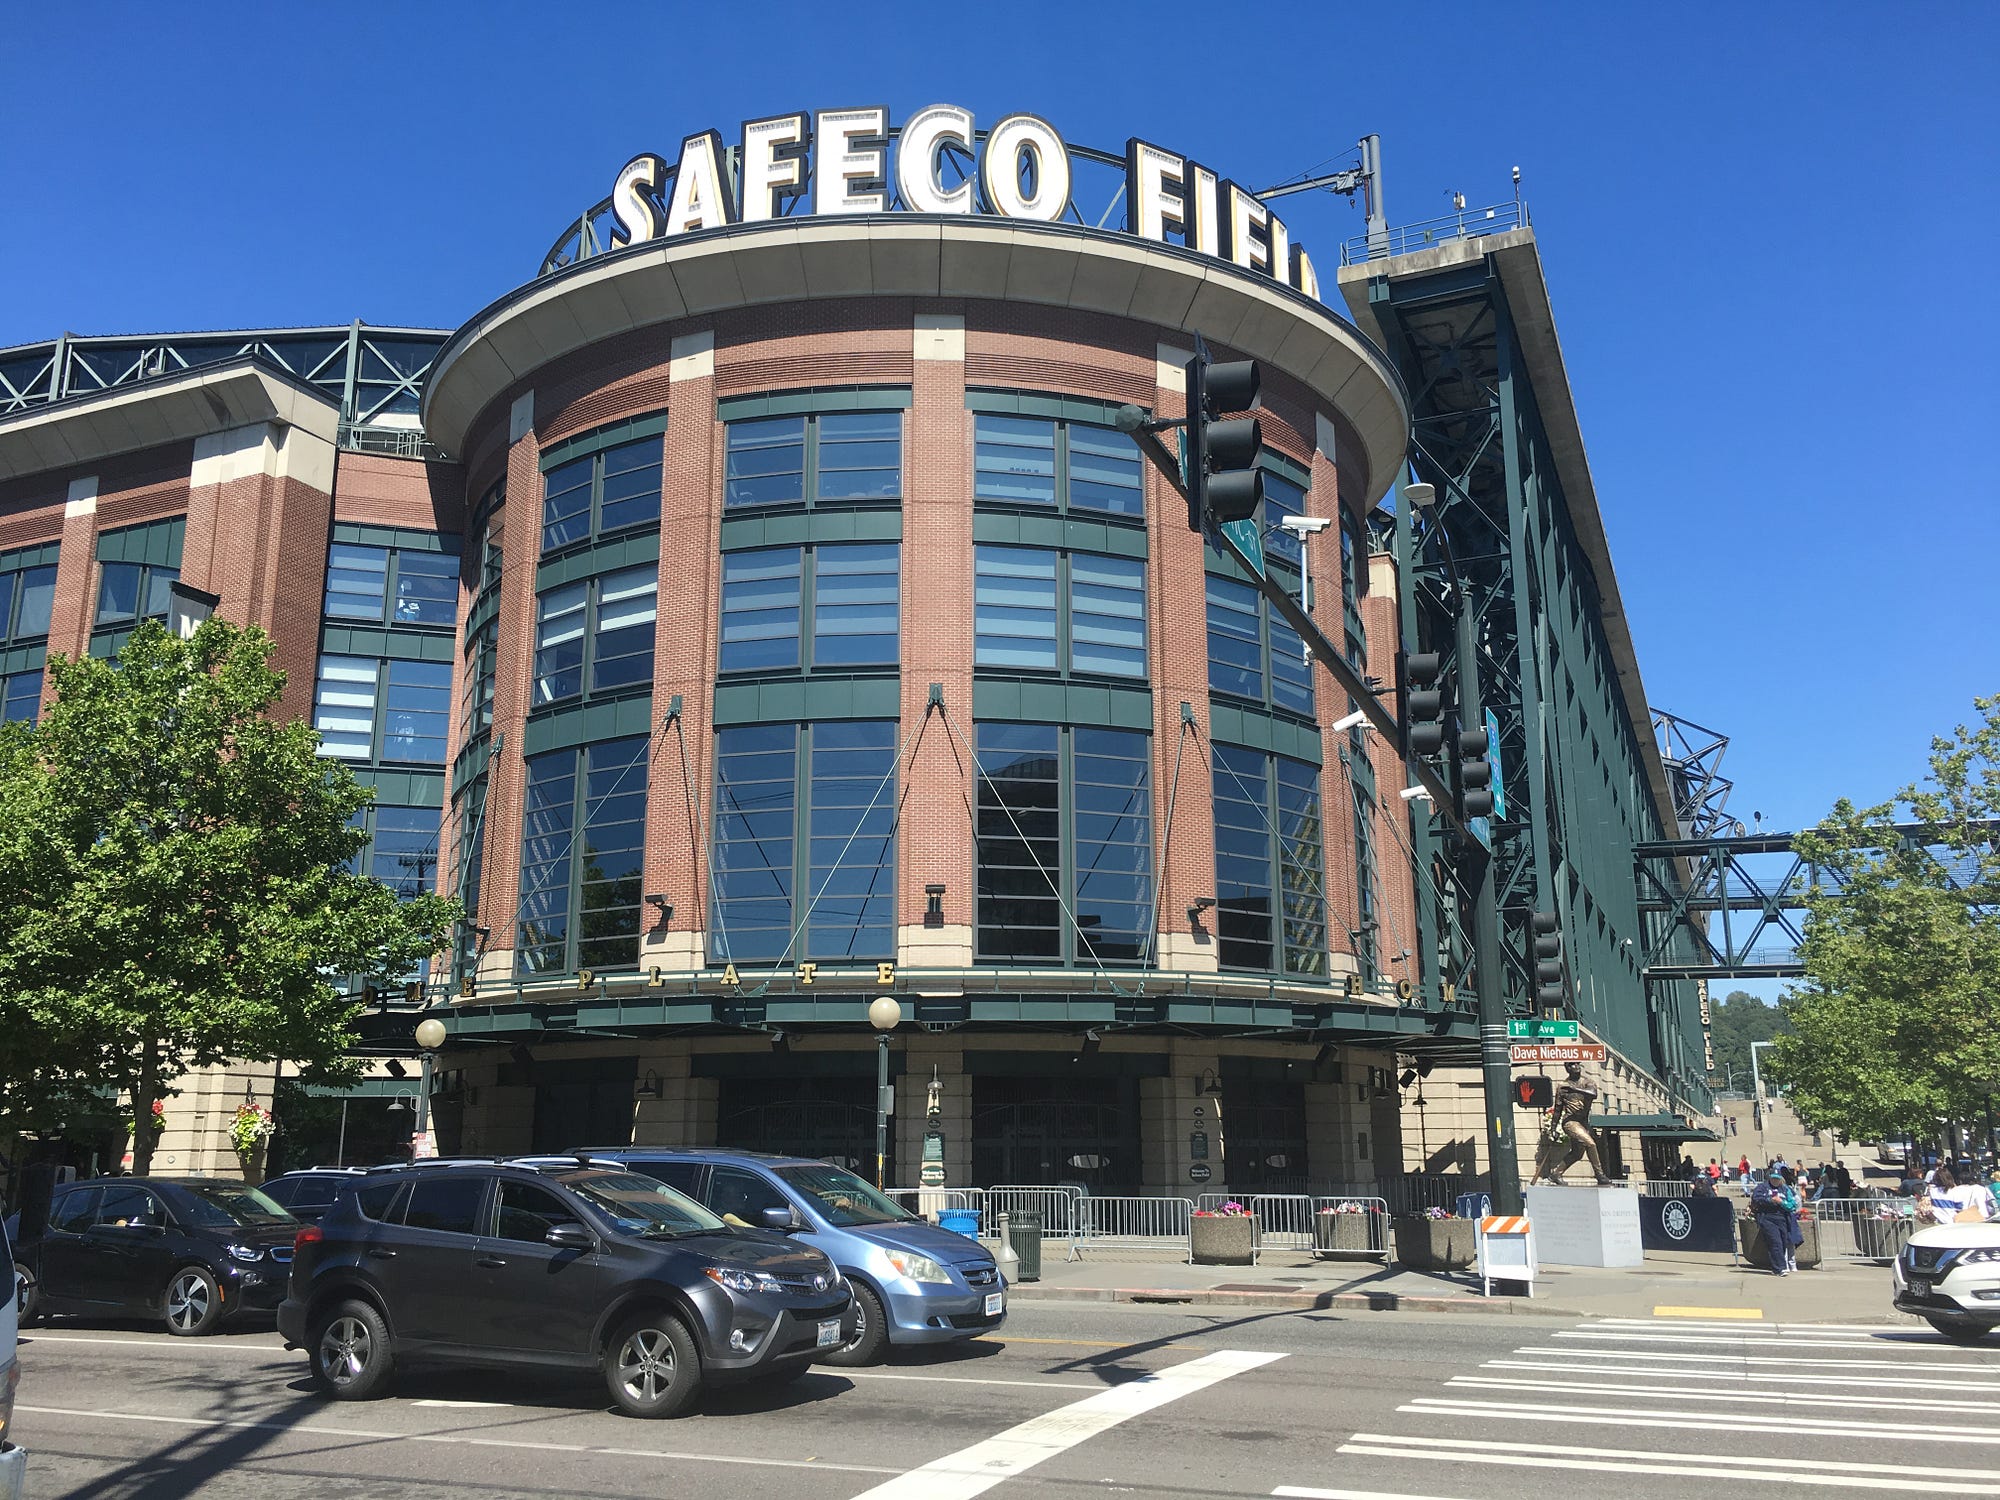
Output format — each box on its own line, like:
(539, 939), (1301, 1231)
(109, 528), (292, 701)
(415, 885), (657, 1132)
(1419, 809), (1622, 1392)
(1393, 1216), (1476, 1271)
(1190, 1214), (1258, 1266)
(234, 1140), (268, 1186)
(1314, 1213), (1385, 1261)
(1739, 1214), (1821, 1269)
(1853, 1216), (1914, 1262)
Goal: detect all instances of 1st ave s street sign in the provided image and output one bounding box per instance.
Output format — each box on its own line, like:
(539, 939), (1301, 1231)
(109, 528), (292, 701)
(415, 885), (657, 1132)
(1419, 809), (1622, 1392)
(1509, 1042), (1608, 1064)
(1507, 1019), (1580, 1040)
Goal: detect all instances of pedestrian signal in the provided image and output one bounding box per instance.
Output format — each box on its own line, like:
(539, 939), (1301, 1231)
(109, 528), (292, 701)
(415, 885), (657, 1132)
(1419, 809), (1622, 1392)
(1514, 1074), (1554, 1109)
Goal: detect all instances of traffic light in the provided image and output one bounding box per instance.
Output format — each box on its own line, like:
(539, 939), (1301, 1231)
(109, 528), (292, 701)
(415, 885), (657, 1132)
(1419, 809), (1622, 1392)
(1404, 652), (1445, 756)
(1515, 1074), (1554, 1109)
(1458, 724), (1494, 819)
(1531, 909), (1567, 1007)
(1184, 351), (1264, 530)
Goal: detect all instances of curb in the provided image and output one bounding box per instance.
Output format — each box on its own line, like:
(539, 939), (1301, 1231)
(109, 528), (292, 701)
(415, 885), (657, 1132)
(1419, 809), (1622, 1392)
(1005, 1283), (1540, 1314)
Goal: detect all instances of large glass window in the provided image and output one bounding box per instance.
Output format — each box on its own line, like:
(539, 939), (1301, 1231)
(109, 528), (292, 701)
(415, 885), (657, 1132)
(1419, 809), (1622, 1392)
(975, 723), (1153, 965)
(533, 564), (657, 707)
(312, 656), (452, 764)
(1211, 745), (1328, 978)
(974, 546), (1145, 679)
(2, 670), (40, 723)
(1352, 783), (1380, 980)
(973, 412), (1144, 518)
(0, 556), (55, 643)
(95, 561), (178, 627)
(724, 411), (902, 508)
(517, 735), (649, 975)
(710, 721), (896, 964)
(541, 434), (664, 553)
(323, 541), (459, 628)
(1206, 576), (1312, 716)
(460, 618), (496, 739)
(719, 543), (898, 673)
(355, 805), (443, 898)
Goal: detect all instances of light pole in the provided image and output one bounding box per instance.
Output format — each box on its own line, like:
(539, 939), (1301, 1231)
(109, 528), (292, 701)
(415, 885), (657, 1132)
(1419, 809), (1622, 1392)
(412, 1015), (447, 1149)
(869, 996), (902, 1189)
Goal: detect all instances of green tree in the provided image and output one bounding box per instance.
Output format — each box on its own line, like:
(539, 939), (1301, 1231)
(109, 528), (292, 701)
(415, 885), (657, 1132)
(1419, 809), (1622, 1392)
(1707, 989), (1790, 1093)
(0, 620), (459, 1174)
(1767, 694), (2000, 1144)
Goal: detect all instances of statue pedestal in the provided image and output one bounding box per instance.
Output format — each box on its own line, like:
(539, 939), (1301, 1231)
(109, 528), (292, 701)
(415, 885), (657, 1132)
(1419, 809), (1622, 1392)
(1524, 1184), (1644, 1267)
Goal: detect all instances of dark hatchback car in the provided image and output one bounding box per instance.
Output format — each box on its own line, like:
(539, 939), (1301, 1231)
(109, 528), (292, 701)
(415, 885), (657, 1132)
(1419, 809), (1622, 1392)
(11, 1178), (298, 1335)
(279, 1159), (854, 1418)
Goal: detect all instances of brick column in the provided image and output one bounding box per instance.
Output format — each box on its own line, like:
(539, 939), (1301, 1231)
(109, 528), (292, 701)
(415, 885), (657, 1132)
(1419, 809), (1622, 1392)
(1362, 552), (1423, 998)
(898, 310), (976, 967)
(46, 476), (101, 668)
(1310, 414), (1364, 981)
(644, 330), (718, 970)
(1150, 343), (1219, 973)
(475, 392), (542, 982)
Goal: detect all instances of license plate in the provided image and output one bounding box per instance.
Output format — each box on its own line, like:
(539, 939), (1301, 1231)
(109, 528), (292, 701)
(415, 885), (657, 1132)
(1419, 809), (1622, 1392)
(1912, 1279), (1930, 1298)
(984, 1292), (1004, 1317)
(816, 1319), (841, 1348)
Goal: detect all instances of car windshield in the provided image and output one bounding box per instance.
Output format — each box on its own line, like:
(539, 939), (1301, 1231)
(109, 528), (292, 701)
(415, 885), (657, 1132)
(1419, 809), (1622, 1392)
(172, 1183), (295, 1229)
(563, 1170), (725, 1237)
(776, 1163), (917, 1227)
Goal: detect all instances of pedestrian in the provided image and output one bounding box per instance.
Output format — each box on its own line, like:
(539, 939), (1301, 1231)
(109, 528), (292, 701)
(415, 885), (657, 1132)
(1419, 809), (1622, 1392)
(1738, 1153), (1751, 1183)
(1751, 1170), (1803, 1275)
(1926, 1166), (1994, 1225)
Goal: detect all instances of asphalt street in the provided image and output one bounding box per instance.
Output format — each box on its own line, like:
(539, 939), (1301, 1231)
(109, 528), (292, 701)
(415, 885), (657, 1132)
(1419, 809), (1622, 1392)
(17, 1300), (2000, 1499)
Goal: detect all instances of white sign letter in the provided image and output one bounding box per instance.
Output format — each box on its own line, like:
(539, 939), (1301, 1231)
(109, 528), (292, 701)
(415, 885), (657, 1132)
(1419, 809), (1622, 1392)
(665, 130), (736, 234)
(1126, 139), (1187, 245)
(814, 106), (890, 215)
(897, 103), (975, 215)
(1187, 162), (1221, 256)
(982, 113), (1071, 222)
(1225, 182), (1272, 274)
(610, 153), (666, 246)
(739, 112), (809, 222)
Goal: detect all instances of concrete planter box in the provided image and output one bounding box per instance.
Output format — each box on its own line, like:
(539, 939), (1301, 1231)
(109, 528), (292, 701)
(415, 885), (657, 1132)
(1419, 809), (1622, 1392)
(1739, 1214), (1821, 1269)
(1394, 1217), (1477, 1271)
(1853, 1215), (1915, 1262)
(1314, 1213), (1385, 1260)
(1190, 1214), (1257, 1265)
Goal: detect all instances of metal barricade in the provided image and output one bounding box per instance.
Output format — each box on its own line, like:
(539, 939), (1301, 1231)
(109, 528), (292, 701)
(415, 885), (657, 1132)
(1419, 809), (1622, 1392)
(1311, 1196), (1392, 1260)
(883, 1186), (984, 1220)
(984, 1185), (1084, 1249)
(1377, 1174), (1485, 1216)
(1072, 1195), (1194, 1258)
(1640, 1180), (1698, 1198)
(1247, 1194), (1318, 1253)
(1807, 1196), (1920, 1262)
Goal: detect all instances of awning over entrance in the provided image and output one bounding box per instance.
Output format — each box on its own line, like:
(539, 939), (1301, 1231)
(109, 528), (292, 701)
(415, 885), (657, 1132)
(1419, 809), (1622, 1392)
(1595, 1112), (1721, 1142)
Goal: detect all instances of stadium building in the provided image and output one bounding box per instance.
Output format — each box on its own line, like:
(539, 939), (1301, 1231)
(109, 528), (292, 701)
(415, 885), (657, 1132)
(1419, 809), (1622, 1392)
(0, 108), (1708, 1197)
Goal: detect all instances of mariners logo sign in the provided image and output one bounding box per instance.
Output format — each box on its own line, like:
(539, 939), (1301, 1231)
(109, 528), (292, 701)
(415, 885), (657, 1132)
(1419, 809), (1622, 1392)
(1661, 1199), (1694, 1242)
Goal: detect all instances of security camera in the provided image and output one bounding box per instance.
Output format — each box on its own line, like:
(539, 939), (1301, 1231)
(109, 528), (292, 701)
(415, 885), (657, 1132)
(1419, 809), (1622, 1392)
(1278, 515), (1333, 537)
(1330, 710), (1369, 734)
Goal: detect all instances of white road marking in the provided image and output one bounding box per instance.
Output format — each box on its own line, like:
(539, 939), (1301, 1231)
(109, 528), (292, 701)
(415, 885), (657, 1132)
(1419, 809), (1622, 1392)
(1274, 1488), (1471, 1499)
(845, 1347), (1286, 1500)
(24, 1335), (286, 1354)
(1486, 1357), (2000, 1391)
(1405, 1395), (2000, 1442)
(846, 1370), (1097, 1391)
(17, 1405), (902, 1476)
(1593, 1318), (1930, 1335)
(1340, 1433), (2000, 1493)
(1515, 1344), (2000, 1372)
(411, 1399), (512, 1408)
(1452, 1374), (2000, 1414)
(1556, 1329), (1994, 1353)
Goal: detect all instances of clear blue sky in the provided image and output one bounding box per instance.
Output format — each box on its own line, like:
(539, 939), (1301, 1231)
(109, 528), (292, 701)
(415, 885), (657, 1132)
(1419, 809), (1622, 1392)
(3, 2), (1994, 842)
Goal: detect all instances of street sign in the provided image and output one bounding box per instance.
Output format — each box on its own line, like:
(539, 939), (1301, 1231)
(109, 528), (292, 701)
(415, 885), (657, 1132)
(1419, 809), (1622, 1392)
(1188, 1162), (1213, 1184)
(1509, 1042), (1608, 1064)
(1508, 1019), (1580, 1040)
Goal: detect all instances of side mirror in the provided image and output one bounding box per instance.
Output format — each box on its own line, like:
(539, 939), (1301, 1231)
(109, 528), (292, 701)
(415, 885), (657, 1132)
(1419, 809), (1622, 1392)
(545, 1222), (593, 1251)
(759, 1206), (799, 1232)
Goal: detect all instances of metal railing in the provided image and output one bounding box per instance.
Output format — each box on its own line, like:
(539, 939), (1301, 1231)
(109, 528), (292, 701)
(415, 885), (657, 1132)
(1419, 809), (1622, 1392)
(1073, 1195), (1195, 1257)
(1340, 201), (1528, 265)
(1377, 1173), (1488, 1215)
(1640, 1179), (1701, 1197)
(983, 1184), (1084, 1244)
(884, 1186), (984, 1219)
(1802, 1197), (1923, 1262)
(337, 421), (453, 462)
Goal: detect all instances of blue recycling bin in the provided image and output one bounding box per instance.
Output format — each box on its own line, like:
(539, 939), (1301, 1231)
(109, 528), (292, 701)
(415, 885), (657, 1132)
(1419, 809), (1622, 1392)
(1455, 1191), (1492, 1222)
(938, 1207), (981, 1238)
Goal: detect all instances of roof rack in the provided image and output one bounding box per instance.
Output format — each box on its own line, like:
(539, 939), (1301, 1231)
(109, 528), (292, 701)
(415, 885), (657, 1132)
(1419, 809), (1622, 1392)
(361, 1154), (628, 1176)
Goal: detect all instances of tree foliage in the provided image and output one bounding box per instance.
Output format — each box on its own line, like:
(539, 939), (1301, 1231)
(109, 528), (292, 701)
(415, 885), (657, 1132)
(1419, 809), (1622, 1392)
(1767, 694), (2000, 1143)
(1707, 989), (1791, 1093)
(0, 621), (459, 1171)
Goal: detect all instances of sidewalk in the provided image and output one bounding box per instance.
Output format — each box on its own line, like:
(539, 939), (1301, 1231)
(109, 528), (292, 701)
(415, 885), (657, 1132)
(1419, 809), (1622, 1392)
(1002, 1246), (1917, 1324)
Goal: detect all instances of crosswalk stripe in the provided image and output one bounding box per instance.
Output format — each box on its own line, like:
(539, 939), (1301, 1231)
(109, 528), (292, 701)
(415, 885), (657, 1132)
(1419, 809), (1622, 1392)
(1647, 1305), (1763, 1320)
(1593, 1318), (1932, 1335)
(1347, 1431), (2000, 1480)
(1451, 1374), (2000, 1414)
(1556, 1329), (1999, 1353)
(1273, 1489), (1470, 1500)
(1406, 1396), (2000, 1442)
(1486, 1357), (2000, 1391)
(1516, 1343), (2000, 1372)
(1340, 1437), (2000, 1494)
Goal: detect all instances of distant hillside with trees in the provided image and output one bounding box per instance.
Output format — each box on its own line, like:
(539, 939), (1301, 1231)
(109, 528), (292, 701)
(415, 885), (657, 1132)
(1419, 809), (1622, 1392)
(1709, 989), (1791, 1093)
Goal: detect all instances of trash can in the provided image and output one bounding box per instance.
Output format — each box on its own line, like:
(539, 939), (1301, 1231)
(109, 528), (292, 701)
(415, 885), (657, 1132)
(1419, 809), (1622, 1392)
(1006, 1211), (1043, 1281)
(938, 1207), (980, 1239)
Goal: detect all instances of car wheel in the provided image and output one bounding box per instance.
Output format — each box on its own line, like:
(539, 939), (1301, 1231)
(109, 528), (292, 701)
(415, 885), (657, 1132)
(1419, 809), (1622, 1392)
(605, 1312), (701, 1419)
(1925, 1315), (1994, 1344)
(309, 1299), (395, 1400)
(163, 1266), (222, 1336)
(14, 1263), (39, 1326)
(819, 1282), (888, 1367)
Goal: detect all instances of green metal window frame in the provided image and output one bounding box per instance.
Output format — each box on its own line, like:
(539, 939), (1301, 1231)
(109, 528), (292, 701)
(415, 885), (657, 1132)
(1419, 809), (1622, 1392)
(972, 542), (1148, 682)
(965, 390), (1148, 524)
(90, 517), (185, 654)
(515, 734), (651, 977)
(0, 541), (58, 648)
(719, 389), (910, 512)
(1211, 742), (1330, 980)
(538, 415), (667, 556)
(717, 540), (900, 676)
(322, 531), (461, 631)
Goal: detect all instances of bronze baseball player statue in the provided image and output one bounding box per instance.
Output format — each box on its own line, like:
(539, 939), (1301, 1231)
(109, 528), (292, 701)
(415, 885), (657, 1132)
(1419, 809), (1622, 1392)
(1532, 1061), (1615, 1185)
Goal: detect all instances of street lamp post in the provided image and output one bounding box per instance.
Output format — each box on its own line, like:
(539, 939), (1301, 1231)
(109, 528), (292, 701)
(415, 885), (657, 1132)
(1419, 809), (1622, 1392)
(869, 996), (903, 1190)
(412, 1016), (447, 1147)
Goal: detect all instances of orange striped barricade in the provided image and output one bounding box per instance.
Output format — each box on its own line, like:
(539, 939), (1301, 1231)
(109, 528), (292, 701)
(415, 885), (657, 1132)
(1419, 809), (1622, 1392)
(1476, 1214), (1536, 1297)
